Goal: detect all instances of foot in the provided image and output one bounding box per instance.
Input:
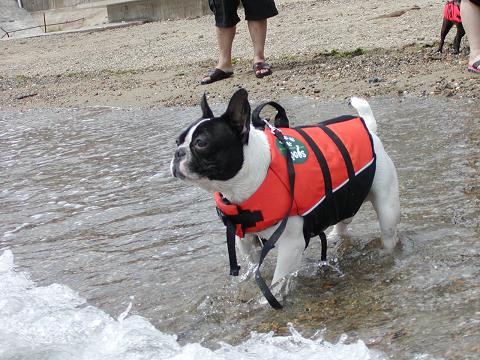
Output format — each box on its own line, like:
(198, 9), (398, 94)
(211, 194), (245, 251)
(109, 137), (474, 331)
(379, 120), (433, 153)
(253, 62), (272, 78)
(200, 68), (233, 85)
(468, 59), (480, 74)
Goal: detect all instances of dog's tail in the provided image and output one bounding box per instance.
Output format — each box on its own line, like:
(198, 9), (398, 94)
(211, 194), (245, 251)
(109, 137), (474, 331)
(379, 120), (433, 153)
(350, 97), (377, 134)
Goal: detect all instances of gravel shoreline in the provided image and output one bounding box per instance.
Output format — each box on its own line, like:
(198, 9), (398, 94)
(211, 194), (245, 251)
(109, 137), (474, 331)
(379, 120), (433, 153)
(1, 0), (479, 109)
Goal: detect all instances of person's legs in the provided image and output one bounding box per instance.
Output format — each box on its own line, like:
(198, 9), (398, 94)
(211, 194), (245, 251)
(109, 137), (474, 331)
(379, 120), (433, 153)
(461, 0), (480, 68)
(247, 19), (267, 65)
(215, 25), (236, 72)
(202, 0), (239, 84)
(243, 0), (277, 77)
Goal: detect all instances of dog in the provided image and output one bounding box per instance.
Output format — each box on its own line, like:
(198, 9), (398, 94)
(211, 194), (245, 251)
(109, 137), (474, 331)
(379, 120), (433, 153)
(438, 0), (465, 54)
(171, 89), (400, 307)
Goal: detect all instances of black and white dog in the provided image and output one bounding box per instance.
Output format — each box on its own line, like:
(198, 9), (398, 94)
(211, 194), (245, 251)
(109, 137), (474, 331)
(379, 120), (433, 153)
(171, 89), (400, 305)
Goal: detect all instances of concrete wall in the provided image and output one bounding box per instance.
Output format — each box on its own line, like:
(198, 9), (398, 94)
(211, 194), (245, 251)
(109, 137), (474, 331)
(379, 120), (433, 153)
(1, 0), (43, 38)
(107, 0), (210, 22)
(21, 0), (103, 12)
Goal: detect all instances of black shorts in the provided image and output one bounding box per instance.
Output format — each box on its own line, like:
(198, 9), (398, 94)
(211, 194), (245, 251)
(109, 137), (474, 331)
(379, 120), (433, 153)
(208, 0), (278, 28)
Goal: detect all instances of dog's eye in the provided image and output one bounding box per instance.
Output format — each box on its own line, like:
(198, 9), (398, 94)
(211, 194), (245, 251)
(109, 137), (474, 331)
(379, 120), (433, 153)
(194, 138), (208, 148)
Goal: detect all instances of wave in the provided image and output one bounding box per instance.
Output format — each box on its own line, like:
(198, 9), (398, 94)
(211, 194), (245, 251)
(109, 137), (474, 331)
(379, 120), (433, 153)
(0, 249), (384, 360)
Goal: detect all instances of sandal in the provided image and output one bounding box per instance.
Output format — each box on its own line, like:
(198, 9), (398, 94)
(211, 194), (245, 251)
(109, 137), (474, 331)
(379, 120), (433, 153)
(468, 60), (480, 74)
(200, 68), (233, 85)
(253, 62), (272, 78)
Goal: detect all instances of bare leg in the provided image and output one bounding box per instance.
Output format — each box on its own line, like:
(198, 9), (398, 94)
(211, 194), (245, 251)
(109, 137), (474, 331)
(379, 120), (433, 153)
(202, 25), (236, 82)
(461, 0), (480, 66)
(247, 19), (271, 77)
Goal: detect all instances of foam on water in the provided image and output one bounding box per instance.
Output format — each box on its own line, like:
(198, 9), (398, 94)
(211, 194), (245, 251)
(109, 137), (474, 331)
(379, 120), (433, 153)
(0, 250), (384, 360)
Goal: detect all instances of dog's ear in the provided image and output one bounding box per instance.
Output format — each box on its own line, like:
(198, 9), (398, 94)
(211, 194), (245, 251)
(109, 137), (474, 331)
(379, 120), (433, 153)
(200, 93), (214, 119)
(224, 88), (251, 143)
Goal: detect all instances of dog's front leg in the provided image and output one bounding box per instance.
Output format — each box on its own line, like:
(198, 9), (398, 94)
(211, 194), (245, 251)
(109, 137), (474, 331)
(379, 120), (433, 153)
(237, 233), (261, 265)
(268, 216), (306, 286)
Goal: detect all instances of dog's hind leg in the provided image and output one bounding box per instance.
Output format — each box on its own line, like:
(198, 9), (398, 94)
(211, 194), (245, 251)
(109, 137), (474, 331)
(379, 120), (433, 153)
(368, 136), (400, 252)
(331, 217), (353, 236)
(438, 19), (454, 53)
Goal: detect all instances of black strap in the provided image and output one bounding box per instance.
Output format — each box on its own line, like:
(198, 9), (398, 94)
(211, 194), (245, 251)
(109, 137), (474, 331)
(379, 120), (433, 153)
(318, 124), (355, 181)
(226, 219), (241, 276)
(252, 102), (290, 128)
(254, 125), (296, 310)
(295, 128), (333, 198)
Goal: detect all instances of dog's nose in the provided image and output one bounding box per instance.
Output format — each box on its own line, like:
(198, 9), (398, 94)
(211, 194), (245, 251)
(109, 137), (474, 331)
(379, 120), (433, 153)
(175, 147), (186, 160)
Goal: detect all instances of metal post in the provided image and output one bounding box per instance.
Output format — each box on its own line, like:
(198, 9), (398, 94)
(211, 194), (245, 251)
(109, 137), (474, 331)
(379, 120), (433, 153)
(43, 13), (46, 33)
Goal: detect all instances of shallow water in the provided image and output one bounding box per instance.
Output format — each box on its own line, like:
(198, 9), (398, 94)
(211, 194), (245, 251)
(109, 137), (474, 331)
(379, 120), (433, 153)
(0, 96), (479, 360)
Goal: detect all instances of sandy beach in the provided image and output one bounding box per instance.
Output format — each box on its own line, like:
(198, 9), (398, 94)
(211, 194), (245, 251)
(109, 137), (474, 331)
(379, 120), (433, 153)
(1, 0), (479, 109)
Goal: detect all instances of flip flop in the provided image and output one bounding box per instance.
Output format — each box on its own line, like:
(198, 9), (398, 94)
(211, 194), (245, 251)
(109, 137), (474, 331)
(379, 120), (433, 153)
(200, 68), (233, 85)
(467, 60), (480, 73)
(253, 62), (272, 78)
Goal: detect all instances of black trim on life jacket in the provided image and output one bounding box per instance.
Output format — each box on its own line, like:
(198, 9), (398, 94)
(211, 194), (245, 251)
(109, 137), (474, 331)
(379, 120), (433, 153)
(321, 115), (358, 125)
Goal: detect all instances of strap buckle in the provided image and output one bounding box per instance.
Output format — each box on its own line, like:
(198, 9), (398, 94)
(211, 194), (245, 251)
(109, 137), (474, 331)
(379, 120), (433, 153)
(263, 119), (279, 134)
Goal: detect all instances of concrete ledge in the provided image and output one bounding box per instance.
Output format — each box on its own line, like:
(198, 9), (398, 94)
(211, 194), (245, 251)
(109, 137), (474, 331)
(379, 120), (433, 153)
(106, 0), (210, 22)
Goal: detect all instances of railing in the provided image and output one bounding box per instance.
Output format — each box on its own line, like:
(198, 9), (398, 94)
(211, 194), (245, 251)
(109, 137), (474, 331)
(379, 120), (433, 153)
(1, 14), (85, 39)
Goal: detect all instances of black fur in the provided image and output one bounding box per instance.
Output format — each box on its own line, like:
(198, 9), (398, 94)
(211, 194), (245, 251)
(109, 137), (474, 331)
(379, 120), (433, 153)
(187, 118), (245, 180)
(173, 89), (251, 181)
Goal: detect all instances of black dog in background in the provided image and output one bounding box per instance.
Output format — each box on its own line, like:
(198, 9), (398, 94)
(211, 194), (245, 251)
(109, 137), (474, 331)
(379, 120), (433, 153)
(438, 0), (465, 54)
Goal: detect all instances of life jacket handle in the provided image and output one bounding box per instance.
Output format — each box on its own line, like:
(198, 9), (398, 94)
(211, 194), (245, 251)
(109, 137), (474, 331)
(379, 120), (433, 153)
(252, 101), (290, 128)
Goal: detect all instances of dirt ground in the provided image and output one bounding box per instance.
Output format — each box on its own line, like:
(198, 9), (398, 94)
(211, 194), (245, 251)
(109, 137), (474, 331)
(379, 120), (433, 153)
(1, 0), (479, 110)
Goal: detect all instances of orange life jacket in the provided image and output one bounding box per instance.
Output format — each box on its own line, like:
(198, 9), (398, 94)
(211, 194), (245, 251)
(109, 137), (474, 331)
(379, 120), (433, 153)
(215, 115), (376, 241)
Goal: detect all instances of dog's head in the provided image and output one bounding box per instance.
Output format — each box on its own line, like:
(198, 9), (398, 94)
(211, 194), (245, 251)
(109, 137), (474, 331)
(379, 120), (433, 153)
(170, 89), (251, 188)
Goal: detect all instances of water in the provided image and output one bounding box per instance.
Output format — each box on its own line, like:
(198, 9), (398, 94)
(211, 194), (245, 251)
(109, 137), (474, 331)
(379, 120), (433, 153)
(0, 97), (478, 359)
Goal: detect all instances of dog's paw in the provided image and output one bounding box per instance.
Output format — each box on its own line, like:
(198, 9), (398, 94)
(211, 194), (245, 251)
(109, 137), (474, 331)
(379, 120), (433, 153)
(258, 290), (285, 307)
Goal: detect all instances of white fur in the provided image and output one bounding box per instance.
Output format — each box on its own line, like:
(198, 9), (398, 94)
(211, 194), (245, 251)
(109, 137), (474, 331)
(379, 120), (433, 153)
(350, 96), (377, 134)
